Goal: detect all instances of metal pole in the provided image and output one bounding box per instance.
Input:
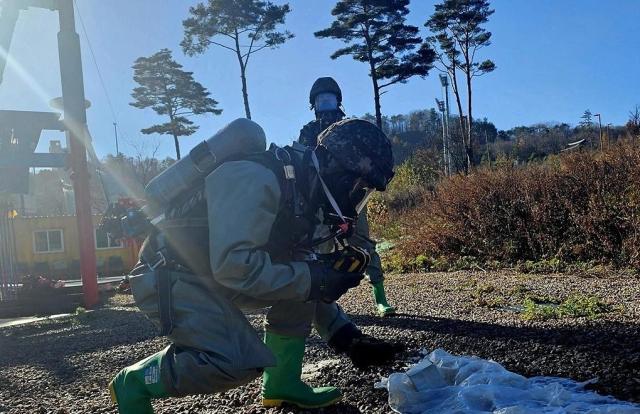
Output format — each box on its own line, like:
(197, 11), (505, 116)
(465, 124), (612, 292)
(595, 114), (603, 151)
(443, 76), (451, 175)
(436, 98), (447, 175)
(57, 0), (98, 308)
(113, 122), (119, 155)
(441, 111), (446, 174)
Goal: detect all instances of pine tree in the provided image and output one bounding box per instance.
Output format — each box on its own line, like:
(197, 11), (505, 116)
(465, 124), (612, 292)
(315, 0), (436, 128)
(130, 49), (222, 159)
(426, 0), (495, 172)
(182, 0), (293, 119)
(580, 109), (593, 128)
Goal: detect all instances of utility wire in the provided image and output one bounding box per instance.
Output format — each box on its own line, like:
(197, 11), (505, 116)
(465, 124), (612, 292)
(73, 0), (120, 205)
(73, 0), (118, 125)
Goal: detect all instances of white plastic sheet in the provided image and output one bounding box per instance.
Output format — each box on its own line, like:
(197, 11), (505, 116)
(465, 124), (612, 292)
(375, 349), (640, 414)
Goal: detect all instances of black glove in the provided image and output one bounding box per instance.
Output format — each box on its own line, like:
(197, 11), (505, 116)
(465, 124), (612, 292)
(328, 323), (404, 368)
(307, 262), (364, 303)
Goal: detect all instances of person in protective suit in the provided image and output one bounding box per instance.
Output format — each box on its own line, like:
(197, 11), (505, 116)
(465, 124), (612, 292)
(108, 118), (397, 413)
(299, 76), (397, 317)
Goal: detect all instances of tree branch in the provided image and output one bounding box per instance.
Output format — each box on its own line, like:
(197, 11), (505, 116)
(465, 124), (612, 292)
(379, 77), (403, 89)
(243, 18), (268, 67)
(209, 40), (238, 53)
(242, 43), (270, 59)
(213, 30), (236, 40)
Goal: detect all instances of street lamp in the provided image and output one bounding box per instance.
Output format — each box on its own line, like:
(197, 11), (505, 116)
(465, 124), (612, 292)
(435, 98), (448, 175)
(438, 74), (452, 175)
(439, 73), (449, 87)
(593, 113), (603, 151)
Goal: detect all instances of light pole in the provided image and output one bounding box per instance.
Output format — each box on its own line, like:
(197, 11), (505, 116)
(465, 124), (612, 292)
(606, 123), (612, 149)
(439, 74), (451, 175)
(435, 98), (448, 176)
(594, 113), (603, 151)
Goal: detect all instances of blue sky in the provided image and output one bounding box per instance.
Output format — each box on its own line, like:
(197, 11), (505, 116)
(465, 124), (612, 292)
(0, 0), (639, 160)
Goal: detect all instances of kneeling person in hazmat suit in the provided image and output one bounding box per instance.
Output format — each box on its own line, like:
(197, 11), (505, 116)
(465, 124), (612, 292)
(108, 118), (396, 413)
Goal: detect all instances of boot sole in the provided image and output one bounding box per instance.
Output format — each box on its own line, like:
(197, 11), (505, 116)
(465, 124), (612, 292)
(262, 394), (342, 409)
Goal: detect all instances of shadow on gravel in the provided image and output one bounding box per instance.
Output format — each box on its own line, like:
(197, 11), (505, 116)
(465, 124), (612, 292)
(0, 309), (158, 373)
(349, 312), (640, 402)
(352, 312), (640, 354)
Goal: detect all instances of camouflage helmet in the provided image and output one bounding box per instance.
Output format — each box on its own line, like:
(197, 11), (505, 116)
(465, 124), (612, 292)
(309, 77), (342, 106)
(317, 118), (394, 191)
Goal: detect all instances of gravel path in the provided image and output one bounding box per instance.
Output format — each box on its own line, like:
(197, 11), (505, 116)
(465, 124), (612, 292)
(1, 270), (638, 413)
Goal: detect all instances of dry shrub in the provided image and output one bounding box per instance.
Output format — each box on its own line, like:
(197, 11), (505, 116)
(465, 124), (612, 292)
(395, 141), (640, 267)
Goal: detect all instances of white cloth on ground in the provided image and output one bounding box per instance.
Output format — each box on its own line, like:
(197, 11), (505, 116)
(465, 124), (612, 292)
(375, 348), (640, 414)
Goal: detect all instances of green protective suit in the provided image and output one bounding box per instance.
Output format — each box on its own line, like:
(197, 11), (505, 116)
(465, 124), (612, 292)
(129, 159), (351, 397)
(299, 119), (384, 284)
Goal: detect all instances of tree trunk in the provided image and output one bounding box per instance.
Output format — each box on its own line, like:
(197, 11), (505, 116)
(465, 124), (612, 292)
(363, 22), (382, 128)
(234, 31), (251, 119)
(168, 112), (181, 160)
(449, 69), (467, 174)
(465, 68), (473, 171)
(372, 74), (382, 128)
(172, 134), (181, 160)
(239, 65), (251, 120)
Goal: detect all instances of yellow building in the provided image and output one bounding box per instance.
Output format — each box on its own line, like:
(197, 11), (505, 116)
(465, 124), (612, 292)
(10, 215), (137, 280)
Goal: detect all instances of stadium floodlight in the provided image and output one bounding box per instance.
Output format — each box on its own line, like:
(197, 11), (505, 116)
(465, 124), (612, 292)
(439, 73), (449, 87)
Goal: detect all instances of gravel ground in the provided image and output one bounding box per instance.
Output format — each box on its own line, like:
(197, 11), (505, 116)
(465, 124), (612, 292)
(0, 270), (638, 414)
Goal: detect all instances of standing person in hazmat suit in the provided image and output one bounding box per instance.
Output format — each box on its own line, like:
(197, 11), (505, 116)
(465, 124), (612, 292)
(108, 118), (396, 413)
(299, 76), (397, 317)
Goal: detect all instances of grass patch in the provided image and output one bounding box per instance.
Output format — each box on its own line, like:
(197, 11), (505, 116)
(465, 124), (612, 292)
(508, 283), (532, 298)
(518, 258), (566, 274)
(467, 280), (504, 308)
(522, 294), (612, 321)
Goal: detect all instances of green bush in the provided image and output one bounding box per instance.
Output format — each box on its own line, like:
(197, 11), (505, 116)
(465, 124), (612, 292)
(369, 149), (440, 237)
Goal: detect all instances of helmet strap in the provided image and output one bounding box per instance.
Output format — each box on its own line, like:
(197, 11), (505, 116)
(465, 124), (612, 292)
(311, 150), (347, 225)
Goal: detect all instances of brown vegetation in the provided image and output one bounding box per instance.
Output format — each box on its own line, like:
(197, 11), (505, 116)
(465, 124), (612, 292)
(372, 141), (640, 269)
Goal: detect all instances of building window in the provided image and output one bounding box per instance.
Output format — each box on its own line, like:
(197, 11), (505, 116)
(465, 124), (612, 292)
(95, 228), (123, 249)
(33, 229), (64, 253)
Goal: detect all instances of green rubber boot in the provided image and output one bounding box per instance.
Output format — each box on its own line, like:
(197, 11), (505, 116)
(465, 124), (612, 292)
(372, 281), (396, 316)
(108, 348), (171, 414)
(262, 332), (342, 409)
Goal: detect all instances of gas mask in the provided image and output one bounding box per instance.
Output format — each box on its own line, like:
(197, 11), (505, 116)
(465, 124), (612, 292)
(314, 93), (344, 130)
(315, 92), (339, 112)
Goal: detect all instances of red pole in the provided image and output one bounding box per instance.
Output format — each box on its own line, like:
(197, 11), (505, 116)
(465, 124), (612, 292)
(57, 0), (98, 307)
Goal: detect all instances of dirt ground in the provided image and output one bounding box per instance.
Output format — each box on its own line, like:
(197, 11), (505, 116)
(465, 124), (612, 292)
(0, 270), (638, 413)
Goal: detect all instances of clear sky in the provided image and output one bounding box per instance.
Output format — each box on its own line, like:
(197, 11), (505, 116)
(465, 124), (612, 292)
(1, 0), (639, 160)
